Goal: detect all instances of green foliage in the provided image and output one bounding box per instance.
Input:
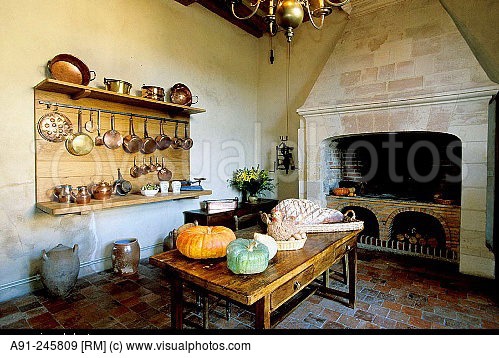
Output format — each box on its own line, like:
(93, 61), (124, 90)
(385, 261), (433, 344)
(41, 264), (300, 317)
(228, 166), (275, 195)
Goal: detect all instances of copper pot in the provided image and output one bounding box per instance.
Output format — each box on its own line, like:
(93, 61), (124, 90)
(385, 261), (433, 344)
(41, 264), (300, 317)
(104, 78), (132, 95)
(141, 85), (165, 101)
(91, 181), (114, 200)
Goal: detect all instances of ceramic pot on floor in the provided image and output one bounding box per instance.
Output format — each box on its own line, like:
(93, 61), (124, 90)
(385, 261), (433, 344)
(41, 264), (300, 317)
(112, 238), (140, 276)
(40, 244), (80, 297)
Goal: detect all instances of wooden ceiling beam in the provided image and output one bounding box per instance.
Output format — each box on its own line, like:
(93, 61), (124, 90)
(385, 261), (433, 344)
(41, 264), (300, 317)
(174, 0), (266, 38)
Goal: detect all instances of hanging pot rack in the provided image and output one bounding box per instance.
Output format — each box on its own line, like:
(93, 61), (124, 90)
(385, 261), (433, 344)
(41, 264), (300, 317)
(38, 100), (189, 124)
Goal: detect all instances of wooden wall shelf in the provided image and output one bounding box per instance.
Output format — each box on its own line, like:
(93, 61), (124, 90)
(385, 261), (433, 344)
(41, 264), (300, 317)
(37, 190), (212, 216)
(35, 79), (206, 115)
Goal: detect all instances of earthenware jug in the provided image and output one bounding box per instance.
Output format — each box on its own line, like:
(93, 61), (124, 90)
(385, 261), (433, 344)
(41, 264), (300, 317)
(112, 238), (140, 276)
(40, 244), (80, 297)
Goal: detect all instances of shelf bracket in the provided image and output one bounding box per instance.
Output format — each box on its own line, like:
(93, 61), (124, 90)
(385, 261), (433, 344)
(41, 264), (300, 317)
(71, 89), (92, 100)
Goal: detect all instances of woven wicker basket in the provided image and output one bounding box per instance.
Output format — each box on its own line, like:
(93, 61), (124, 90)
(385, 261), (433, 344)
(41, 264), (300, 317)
(276, 238), (307, 251)
(297, 210), (364, 233)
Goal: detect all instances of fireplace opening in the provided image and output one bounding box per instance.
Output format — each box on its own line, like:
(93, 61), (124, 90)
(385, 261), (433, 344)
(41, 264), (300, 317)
(324, 131), (462, 204)
(390, 211), (446, 249)
(341, 206), (379, 238)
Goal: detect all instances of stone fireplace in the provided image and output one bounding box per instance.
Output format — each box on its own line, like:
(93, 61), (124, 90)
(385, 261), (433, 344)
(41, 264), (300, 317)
(323, 131), (461, 262)
(297, 0), (498, 277)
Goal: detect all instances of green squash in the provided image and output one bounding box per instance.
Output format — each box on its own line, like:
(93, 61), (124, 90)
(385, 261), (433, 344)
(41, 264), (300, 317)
(226, 239), (269, 275)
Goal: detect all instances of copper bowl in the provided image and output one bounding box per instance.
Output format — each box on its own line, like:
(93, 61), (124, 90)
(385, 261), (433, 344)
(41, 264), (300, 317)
(169, 83), (198, 106)
(332, 187), (350, 196)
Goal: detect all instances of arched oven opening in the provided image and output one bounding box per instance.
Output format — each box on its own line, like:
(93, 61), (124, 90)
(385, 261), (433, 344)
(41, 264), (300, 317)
(388, 211), (455, 261)
(340, 205), (379, 239)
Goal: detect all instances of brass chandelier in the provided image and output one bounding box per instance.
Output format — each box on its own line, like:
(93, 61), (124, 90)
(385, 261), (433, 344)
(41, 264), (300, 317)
(230, 0), (351, 42)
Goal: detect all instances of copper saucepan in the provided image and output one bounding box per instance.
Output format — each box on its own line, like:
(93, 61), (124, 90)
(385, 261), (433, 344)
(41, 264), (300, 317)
(181, 122), (193, 150)
(158, 157), (172, 181)
(123, 116), (142, 153)
(130, 157), (141, 178)
(65, 110), (94, 156)
(155, 120), (171, 150)
(103, 114), (123, 149)
(141, 119), (157, 154)
(171, 122), (184, 149)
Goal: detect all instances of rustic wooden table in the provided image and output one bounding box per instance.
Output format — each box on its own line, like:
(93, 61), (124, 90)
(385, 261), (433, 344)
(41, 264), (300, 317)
(149, 229), (360, 329)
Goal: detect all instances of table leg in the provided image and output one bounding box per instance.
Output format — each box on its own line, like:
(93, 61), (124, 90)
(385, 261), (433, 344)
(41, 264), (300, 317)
(202, 294), (209, 329)
(254, 295), (271, 329)
(322, 268), (330, 288)
(171, 275), (184, 329)
(225, 300), (231, 321)
(347, 246), (357, 308)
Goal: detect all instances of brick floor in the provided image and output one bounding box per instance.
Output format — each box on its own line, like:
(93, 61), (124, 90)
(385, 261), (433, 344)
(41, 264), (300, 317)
(0, 250), (498, 330)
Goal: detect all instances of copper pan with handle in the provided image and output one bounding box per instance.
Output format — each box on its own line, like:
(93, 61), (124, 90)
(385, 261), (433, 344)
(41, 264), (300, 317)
(155, 120), (171, 150)
(171, 122), (184, 150)
(103, 114), (123, 149)
(122, 116), (142, 153)
(141, 119), (157, 154)
(158, 157), (172, 181)
(65, 110), (94, 156)
(181, 122), (193, 150)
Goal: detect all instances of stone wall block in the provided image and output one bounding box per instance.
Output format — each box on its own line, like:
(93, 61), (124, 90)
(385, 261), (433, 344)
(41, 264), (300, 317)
(387, 76), (423, 92)
(395, 60), (415, 79)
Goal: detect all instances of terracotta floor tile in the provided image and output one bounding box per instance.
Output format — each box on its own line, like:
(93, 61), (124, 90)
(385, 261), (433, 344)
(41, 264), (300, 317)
(321, 308), (341, 322)
(323, 321), (346, 329)
(401, 306), (422, 318)
(1, 253), (497, 330)
(382, 301), (402, 311)
(409, 316), (432, 329)
(373, 315), (397, 329)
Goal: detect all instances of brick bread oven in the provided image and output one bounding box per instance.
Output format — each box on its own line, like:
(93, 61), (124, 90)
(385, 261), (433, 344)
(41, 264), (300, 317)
(297, 0), (498, 277)
(327, 195), (460, 262)
(323, 131), (462, 262)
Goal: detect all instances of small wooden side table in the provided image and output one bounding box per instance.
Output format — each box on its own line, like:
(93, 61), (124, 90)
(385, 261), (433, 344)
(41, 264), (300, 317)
(183, 199), (278, 230)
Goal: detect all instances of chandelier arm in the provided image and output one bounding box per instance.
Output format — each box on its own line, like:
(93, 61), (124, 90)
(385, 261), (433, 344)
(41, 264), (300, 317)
(304, 3), (325, 30)
(231, 1), (262, 20)
(324, 0), (351, 7)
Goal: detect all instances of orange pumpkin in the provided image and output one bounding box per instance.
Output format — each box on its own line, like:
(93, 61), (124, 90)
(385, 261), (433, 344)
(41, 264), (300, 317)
(176, 226), (236, 259)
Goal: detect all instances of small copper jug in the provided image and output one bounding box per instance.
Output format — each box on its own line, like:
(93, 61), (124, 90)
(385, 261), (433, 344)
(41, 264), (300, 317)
(72, 186), (91, 205)
(54, 184), (72, 203)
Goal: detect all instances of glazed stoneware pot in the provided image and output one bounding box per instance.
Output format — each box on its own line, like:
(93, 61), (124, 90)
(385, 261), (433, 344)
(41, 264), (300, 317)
(112, 238), (140, 276)
(40, 244), (80, 297)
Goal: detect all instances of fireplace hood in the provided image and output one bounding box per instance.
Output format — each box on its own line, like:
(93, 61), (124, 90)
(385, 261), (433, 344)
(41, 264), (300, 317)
(296, 0), (498, 278)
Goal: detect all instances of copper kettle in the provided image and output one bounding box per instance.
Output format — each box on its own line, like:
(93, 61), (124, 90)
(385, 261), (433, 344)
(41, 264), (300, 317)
(91, 181), (113, 200)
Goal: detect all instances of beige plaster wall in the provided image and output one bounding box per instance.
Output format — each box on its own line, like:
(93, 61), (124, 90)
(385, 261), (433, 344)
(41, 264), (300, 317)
(256, 10), (348, 199)
(440, 0), (499, 83)
(0, 0), (259, 301)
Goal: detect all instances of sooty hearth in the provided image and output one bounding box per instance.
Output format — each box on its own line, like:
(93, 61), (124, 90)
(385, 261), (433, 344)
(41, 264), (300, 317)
(324, 131), (462, 204)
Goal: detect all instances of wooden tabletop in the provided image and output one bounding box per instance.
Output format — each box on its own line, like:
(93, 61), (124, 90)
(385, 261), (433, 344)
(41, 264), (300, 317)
(149, 230), (360, 306)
